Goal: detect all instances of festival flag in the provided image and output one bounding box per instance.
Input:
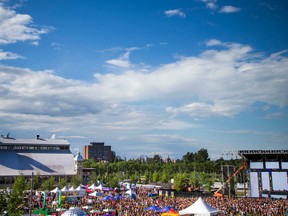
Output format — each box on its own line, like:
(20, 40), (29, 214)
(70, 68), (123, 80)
(58, 191), (62, 208)
(43, 191), (47, 207)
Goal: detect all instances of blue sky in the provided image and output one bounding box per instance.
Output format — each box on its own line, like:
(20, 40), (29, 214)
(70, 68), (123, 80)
(0, 0), (287, 160)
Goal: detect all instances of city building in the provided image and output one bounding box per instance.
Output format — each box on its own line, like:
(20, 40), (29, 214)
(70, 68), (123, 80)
(84, 142), (112, 162)
(238, 150), (288, 199)
(0, 133), (77, 184)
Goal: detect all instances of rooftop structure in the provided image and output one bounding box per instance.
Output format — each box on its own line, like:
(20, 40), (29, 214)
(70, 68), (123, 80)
(0, 134), (75, 177)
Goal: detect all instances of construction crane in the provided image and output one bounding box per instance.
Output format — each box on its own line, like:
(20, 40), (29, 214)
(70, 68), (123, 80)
(214, 162), (248, 197)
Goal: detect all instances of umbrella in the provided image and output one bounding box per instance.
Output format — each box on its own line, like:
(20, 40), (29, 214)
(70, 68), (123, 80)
(161, 209), (179, 216)
(114, 194), (123, 200)
(145, 206), (160, 211)
(101, 196), (116, 201)
(61, 207), (87, 216)
(157, 206), (177, 213)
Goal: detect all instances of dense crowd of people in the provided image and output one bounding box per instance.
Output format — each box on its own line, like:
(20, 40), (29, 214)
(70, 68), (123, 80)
(22, 185), (287, 216)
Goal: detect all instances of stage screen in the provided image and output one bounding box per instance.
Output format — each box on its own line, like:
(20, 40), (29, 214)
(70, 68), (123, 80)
(250, 162), (263, 169)
(261, 172), (270, 190)
(282, 162), (288, 169)
(272, 172), (288, 190)
(250, 172), (259, 197)
(266, 162), (279, 169)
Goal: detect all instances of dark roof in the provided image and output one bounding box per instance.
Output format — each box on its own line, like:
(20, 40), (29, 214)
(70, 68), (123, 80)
(238, 150), (288, 161)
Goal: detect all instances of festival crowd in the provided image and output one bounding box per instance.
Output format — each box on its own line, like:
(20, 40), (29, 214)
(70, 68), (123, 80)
(22, 185), (287, 216)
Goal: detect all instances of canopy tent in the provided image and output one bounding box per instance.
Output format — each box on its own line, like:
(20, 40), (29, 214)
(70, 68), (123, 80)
(95, 184), (104, 191)
(75, 185), (86, 196)
(69, 186), (76, 192)
(51, 187), (61, 193)
(88, 183), (97, 190)
(61, 207), (87, 216)
(125, 189), (137, 199)
(61, 186), (69, 192)
(179, 197), (220, 216)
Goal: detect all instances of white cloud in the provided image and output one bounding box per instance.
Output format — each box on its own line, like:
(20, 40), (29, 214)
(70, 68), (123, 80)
(164, 9), (186, 18)
(220, 5), (241, 13)
(0, 49), (24, 60)
(199, 0), (218, 10)
(1, 41), (287, 120)
(206, 39), (222, 46)
(0, 3), (50, 45)
(199, 1), (241, 14)
(1, 40), (287, 158)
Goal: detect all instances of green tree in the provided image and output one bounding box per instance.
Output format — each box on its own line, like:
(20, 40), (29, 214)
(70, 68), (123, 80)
(7, 175), (26, 215)
(182, 152), (195, 163)
(0, 191), (8, 214)
(173, 173), (185, 191)
(58, 177), (68, 188)
(41, 176), (55, 191)
(71, 175), (81, 187)
(32, 173), (42, 190)
(195, 148), (210, 162)
(152, 171), (160, 183)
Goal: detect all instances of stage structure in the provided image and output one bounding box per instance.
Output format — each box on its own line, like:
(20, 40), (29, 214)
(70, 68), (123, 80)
(238, 150), (288, 199)
(221, 165), (236, 196)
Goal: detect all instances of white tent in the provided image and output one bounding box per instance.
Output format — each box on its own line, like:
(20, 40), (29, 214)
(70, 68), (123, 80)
(51, 187), (61, 193)
(69, 186), (76, 192)
(179, 197), (220, 216)
(75, 185), (85, 191)
(61, 186), (69, 192)
(88, 183), (97, 190)
(125, 189), (137, 199)
(95, 184), (104, 191)
(75, 185), (86, 196)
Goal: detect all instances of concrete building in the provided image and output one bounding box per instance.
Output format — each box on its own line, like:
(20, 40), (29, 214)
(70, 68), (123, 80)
(0, 134), (76, 182)
(84, 142), (112, 162)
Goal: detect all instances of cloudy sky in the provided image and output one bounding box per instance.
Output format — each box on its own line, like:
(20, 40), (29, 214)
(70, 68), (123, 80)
(0, 0), (287, 160)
